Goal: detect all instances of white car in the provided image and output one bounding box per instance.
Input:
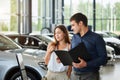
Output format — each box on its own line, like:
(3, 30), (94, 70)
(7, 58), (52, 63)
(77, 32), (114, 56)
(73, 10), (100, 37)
(95, 31), (120, 55)
(0, 34), (47, 80)
(106, 45), (116, 64)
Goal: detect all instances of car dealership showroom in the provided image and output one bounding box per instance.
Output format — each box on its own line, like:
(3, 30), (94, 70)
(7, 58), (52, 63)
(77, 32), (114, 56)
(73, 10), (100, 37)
(0, 0), (120, 80)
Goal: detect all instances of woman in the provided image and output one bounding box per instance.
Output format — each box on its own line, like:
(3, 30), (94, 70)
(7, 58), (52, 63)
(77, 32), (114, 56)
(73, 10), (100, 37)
(44, 25), (72, 80)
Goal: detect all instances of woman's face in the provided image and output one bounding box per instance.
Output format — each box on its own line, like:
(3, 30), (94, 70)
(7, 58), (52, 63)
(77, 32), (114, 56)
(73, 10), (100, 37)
(54, 28), (65, 42)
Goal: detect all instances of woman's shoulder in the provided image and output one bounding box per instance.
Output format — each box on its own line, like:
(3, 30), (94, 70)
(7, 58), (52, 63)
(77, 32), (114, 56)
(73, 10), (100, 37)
(67, 43), (71, 50)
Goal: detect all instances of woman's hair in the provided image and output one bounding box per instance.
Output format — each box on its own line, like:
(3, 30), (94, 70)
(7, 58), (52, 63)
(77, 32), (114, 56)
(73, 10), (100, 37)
(52, 25), (70, 45)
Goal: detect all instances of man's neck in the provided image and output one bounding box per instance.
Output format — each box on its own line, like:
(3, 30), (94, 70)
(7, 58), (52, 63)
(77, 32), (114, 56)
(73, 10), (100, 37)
(80, 27), (89, 37)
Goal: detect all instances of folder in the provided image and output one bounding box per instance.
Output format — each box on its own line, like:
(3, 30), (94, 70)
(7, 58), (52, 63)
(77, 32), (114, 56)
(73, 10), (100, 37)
(54, 42), (91, 66)
(69, 42), (91, 63)
(54, 50), (73, 66)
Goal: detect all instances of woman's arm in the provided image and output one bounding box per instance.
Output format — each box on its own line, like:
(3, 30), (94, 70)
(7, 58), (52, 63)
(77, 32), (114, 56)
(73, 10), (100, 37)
(67, 66), (72, 78)
(67, 43), (72, 78)
(44, 42), (56, 65)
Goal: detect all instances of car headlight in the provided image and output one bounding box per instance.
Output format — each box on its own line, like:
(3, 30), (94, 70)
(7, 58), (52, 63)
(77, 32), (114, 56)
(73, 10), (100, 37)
(113, 43), (120, 48)
(38, 62), (48, 70)
(107, 42), (120, 47)
(113, 43), (118, 46)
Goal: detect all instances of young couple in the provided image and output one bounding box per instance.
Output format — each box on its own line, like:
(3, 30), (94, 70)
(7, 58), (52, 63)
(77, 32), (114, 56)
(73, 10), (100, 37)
(44, 13), (107, 80)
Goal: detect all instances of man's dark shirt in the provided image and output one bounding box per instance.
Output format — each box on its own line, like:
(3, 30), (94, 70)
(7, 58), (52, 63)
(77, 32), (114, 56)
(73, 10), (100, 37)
(71, 30), (107, 73)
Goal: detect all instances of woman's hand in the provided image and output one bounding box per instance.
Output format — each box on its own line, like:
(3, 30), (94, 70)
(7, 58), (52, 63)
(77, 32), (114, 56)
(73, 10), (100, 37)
(47, 42), (56, 54)
(67, 70), (71, 78)
(67, 66), (72, 78)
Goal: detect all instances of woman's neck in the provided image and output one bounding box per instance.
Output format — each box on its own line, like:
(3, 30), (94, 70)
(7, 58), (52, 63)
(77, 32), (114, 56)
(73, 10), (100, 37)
(58, 41), (66, 45)
(57, 40), (67, 49)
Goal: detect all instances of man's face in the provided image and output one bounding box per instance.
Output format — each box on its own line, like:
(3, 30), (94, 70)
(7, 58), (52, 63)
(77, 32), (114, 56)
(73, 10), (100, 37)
(70, 20), (80, 34)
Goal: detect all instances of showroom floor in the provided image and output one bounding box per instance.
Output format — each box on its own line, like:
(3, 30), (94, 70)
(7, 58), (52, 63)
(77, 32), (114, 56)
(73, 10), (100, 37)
(70, 56), (120, 80)
(100, 56), (120, 80)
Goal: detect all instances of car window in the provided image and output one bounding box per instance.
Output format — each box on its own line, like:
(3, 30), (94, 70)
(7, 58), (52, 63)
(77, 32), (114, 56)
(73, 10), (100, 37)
(0, 35), (21, 50)
(26, 37), (39, 46)
(16, 36), (40, 47)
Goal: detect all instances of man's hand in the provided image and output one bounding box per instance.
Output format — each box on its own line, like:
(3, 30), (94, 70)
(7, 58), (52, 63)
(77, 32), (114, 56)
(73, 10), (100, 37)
(72, 57), (87, 68)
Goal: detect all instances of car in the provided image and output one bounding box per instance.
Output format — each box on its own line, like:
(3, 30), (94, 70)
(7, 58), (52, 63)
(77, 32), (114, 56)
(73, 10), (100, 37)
(0, 34), (47, 80)
(6, 34), (47, 50)
(0, 51), (47, 80)
(106, 45), (116, 63)
(95, 31), (120, 55)
(0, 34), (47, 59)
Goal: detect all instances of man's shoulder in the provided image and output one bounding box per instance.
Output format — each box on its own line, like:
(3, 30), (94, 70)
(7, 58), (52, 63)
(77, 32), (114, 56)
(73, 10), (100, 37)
(72, 34), (80, 39)
(90, 31), (101, 38)
(91, 32), (105, 43)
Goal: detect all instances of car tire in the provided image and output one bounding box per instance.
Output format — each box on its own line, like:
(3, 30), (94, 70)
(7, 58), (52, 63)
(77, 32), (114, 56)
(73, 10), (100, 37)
(10, 71), (37, 80)
(41, 28), (51, 34)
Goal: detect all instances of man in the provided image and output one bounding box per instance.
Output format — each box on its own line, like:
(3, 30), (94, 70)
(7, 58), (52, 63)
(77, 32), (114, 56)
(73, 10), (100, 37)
(70, 13), (107, 80)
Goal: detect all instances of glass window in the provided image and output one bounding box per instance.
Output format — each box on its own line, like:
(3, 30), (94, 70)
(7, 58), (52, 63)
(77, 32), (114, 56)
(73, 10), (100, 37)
(0, 0), (120, 33)
(96, 0), (120, 31)
(64, 0), (93, 27)
(0, 0), (18, 32)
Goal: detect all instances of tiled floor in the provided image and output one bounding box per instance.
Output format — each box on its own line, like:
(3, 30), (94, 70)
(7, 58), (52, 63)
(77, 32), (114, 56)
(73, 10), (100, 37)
(100, 56), (120, 80)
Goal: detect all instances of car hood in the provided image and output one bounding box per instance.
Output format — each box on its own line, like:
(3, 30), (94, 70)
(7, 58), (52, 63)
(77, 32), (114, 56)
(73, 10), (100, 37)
(0, 51), (17, 61)
(106, 45), (114, 51)
(0, 50), (46, 70)
(5, 48), (46, 62)
(104, 37), (120, 44)
(0, 51), (39, 62)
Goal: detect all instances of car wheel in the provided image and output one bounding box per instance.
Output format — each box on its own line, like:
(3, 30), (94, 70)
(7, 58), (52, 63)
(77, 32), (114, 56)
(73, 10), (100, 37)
(41, 28), (51, 34)
(10, 71), (37, 80)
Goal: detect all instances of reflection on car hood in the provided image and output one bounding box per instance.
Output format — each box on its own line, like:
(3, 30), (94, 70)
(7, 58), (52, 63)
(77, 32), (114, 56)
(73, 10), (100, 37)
(104, 37), (120, 44)
(0, 51), (38, 62)
(5, 48), (46, 62)
(106, 45), (114, 51)
(0, 51), (17, 61)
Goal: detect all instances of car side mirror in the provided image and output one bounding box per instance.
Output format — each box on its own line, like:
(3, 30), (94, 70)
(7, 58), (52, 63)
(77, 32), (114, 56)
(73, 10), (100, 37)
(38, 42), (47, 50)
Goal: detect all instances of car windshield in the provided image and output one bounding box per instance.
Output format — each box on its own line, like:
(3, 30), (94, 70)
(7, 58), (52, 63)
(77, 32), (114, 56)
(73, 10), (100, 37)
(96, 32), (110, 38)
(101, 34), (110, 38)
(0, 35), (21, 50)
(36, 35), (53, 43)
(106, 32), (118, 37)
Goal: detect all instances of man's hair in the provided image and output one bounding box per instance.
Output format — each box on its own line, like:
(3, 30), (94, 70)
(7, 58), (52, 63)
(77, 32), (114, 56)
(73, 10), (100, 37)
(70, 13), (88, 26)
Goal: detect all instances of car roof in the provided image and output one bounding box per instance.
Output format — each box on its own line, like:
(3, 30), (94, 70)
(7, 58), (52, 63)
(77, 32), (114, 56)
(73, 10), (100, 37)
(6, 34), (42, 41)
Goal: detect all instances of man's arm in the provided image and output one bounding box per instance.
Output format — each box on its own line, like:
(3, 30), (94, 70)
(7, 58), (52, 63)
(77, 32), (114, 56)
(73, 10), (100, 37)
(87, 36), (107, 67)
